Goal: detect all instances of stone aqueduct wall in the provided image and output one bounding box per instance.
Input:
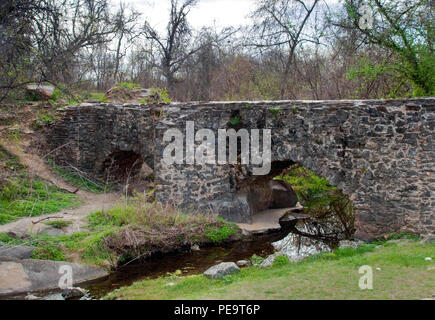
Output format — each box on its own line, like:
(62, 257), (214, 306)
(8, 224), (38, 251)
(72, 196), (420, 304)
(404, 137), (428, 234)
(46, 98), (435, 240)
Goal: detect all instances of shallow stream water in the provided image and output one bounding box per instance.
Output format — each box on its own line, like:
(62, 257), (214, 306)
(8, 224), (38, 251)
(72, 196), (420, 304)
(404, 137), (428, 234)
(83, 224), (293, 299)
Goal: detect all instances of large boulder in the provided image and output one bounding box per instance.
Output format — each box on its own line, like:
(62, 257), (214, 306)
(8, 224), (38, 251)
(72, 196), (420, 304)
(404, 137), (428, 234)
(272, 229), (330, 262)
(270, 180), (298, 208)
(25, 84), (55, 100)
(0, 257), (108, 297)
(0, 245), (36, 260)
(203, 262), (240, 279)
(259, 253), (284, 268)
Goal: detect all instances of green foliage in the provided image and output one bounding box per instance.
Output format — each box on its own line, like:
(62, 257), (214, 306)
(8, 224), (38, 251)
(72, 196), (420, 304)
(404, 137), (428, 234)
(276, 165), (336, 207)
(0, 146), (24, 171)
(50, 89), (61, 102)
(229, 116), (241, 126)
(268, 106), (281, 119)
(343, 0), (434, 96)
(346, 55), (412, 98)
(33, 111), (54, 129)
(250, 254), (264, 265)
(86, 202), (241, 267)
(0, 230), (116, 266)
(7, 127), (21, 141)
(272, 255), (290, 267)
(88, 205), (137, 227)
(0, 146), (79, 225)
(87, 92), (108, 102)
(140, 88), (172, 104)
(205, 219), (238, 243)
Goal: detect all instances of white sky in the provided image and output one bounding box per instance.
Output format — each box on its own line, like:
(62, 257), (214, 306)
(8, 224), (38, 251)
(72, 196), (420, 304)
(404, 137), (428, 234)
(110, 0), (342, 33)
(111, 0), (253, 32)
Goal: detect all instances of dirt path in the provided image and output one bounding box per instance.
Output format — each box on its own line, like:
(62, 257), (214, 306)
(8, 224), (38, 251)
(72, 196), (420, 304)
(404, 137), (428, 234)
(0, 141), (122, 236)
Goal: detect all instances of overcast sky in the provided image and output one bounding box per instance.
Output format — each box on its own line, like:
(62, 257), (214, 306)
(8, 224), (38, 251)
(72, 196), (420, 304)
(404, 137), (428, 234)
(111, 0), (253, 32)
(110, 0), (343, 34)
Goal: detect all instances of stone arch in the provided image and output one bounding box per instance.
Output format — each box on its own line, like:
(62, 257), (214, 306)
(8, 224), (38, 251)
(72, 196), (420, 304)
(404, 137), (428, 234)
(101, 149), (144, 184)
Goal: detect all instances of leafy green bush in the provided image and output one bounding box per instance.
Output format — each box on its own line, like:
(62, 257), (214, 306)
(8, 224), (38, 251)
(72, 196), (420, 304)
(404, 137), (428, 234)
(205, 220), (238, 243)
(272, 255), (290, 267)
(250, 254), (264, 265)
(277, 165), (335, 207)
(140, 88), (172, 104)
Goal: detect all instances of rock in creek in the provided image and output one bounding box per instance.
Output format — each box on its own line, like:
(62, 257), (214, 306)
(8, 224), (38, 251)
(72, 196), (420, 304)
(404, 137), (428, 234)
(272, 231), (330, 262)
(259, 253), (284, 268)
(203, 262), (240, 279)
(0, 257), (108, 296)
(61, 287), (88, 300)
(236, 260), (250, 267)
(261, 227), (331, 267)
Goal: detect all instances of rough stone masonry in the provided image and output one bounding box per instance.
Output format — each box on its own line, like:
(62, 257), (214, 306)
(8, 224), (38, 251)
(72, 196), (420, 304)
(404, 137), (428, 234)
(45, 98), (435, 240)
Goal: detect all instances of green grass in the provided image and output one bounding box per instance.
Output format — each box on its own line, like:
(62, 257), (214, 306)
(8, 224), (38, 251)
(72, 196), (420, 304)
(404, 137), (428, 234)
(105, 240), (435, 300)
(0, 145), (80, 225)
(0, 178), (80, 224)
(31, 244), (66, 261)
(115, 82), (141, 90)
(84, 91), (108, 103)
(44, 219), (72, 229)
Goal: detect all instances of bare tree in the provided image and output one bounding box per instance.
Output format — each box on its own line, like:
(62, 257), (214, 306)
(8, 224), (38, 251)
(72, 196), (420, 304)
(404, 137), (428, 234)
(250, 0), (321, 98)
(142, 0), (198, 93)
(112, 2), (143, 83)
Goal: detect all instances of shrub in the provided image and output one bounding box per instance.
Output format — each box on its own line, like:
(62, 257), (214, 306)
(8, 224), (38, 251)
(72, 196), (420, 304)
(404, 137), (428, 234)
(140, 88), (172, 104)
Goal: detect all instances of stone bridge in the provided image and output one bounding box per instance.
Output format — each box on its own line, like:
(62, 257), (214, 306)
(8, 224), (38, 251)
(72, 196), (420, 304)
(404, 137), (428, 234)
(45, 98), (435, 240)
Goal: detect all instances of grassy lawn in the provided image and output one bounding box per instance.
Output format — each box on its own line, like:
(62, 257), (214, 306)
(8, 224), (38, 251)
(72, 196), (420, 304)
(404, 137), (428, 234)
(0, 146), (80, 224)
(105, 240), (435, 300)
